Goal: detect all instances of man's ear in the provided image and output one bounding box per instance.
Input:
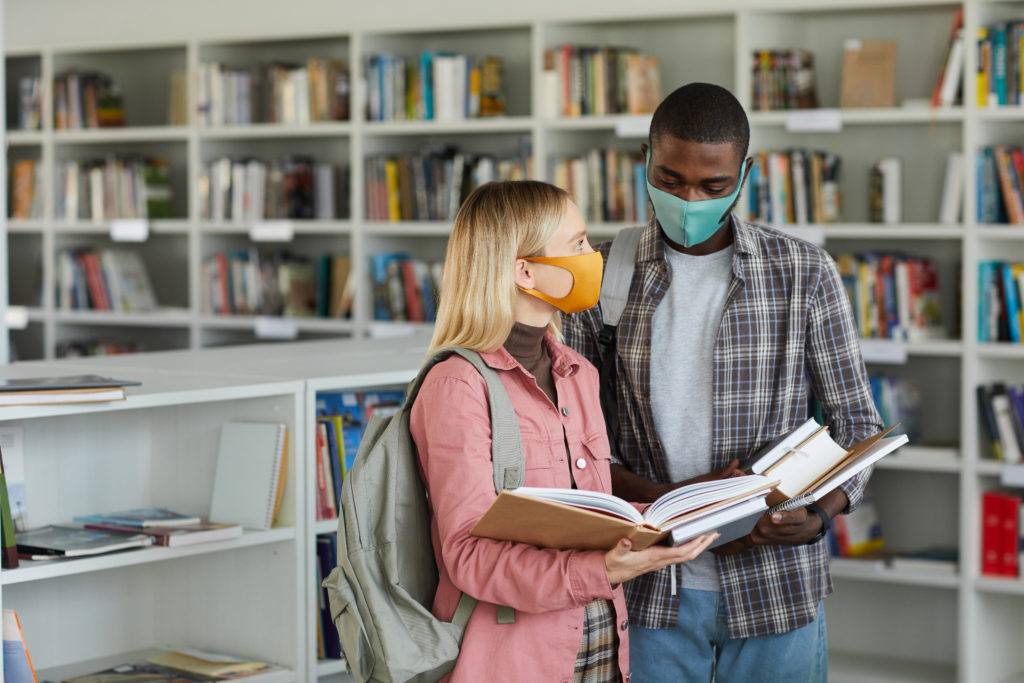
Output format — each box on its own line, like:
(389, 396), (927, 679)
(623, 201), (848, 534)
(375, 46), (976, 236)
(513, 258), (535, 290)
(640, 142), (648, 158)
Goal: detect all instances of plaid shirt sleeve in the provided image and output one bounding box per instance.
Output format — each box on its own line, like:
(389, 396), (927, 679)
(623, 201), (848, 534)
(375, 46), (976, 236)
(805, 252), (884, 512)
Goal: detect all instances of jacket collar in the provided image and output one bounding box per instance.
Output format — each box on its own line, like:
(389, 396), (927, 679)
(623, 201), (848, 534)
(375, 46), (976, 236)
(640, 214), (759, 282)
(479, 331), (580, 378)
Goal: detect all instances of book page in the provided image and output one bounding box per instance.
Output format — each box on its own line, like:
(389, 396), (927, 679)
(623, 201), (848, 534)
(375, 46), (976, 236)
(645, 475), (775, 528)
(511, 487), (643, 525)
(764, 428), (850, 497)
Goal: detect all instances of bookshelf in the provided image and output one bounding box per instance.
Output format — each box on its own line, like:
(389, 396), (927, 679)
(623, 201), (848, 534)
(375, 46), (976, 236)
(4, 0), (1024, 680)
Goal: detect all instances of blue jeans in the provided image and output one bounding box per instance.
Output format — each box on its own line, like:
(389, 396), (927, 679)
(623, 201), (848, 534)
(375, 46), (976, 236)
(628, 588), (828, 683)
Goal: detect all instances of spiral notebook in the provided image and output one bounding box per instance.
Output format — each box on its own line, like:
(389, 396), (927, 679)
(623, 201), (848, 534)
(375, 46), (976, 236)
(209, 421), (289, 530)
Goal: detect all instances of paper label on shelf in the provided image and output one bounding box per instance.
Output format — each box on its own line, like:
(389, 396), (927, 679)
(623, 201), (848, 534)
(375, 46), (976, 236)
(369, 322), (422, 339)
(1000, 464), (1024, 488)
(785, 109), (842, 133)
(859, 338), (908, 364)
(110, 219), (150, 242)
(615, 114), (653, 138)
(4, 306), (28, 330)
(249, 220), (295, 242)
(254, 317), (299, 340)
(772, 225), (826, 246)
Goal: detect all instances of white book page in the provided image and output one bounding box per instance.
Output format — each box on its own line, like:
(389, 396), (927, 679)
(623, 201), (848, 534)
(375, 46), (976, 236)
(512, 487), (643, 525)
(750, 419), (820, 474)
(765, 430), (850, 497)
(644, 475), (774, 528)
(804, 434), (909, 502)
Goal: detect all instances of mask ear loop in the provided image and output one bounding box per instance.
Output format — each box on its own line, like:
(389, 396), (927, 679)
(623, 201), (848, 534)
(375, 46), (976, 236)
(716, 157), (753, 225)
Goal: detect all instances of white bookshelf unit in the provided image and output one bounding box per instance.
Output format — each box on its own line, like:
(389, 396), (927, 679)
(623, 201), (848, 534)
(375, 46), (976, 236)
(4, 0), (1024, 680)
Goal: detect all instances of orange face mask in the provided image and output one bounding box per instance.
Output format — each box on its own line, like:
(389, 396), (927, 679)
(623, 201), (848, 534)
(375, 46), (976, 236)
(518, 250), (604, 314)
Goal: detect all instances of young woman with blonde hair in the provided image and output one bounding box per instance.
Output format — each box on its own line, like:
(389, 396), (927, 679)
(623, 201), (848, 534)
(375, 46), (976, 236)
(410, 180), (717, 682)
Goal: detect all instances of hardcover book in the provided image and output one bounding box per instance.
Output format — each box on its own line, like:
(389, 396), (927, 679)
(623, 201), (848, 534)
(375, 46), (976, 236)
(82, 521), (243, 547)
(470, 475), (777, 551)
(74, 507), (201, 528)
(15, 525), (152, 559)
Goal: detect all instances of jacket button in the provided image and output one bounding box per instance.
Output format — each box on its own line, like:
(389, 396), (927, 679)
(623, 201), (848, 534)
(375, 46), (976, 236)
(625, 673), (631, 682)
(576, 458), (587, 469)
(621, 620), (629, 631)
(562, 406), (570, 416)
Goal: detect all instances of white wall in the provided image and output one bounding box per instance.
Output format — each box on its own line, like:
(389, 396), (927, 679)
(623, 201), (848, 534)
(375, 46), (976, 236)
(4, 0), (918, 52)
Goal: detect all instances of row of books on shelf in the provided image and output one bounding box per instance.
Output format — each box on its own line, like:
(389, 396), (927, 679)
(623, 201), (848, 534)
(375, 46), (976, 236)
(826, 493), (960, 575)
(977, 21), (1024, 108)
(314, 388), (406, 520)
(56, 338), (144, 358)
(982, 490), (1024, 578)
(202, 250), (353, 319)
(364, 52), (505, 122)
(750, 48), (818, 111)
(978, 260), (1024, 343)
(371, 253), (442, 323)
(550, 149), (649, 225)
(197, 58), (351, 127)
(9, 159), (45, 220)
(15, 75), (42, 131)
(745, 149), (842, 225)
(55, 156), (174, 221)
(979, 146), (1024, 225)
(199, 156), (348, 222)
(977, 382), (1024, 464)
(1, 623), (287, 683)
(365, 146), (531, 222)
(540, 44), (661, 118)
(869, 375), (922, 444)
(835, 252), (944, 341)
(53, 70), (126, 129)
(316, 534), (344, 660)
(55, 248), (158, 313)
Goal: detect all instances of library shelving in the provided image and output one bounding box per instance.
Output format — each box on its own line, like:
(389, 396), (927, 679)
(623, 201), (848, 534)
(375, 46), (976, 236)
(5, 1), (1024, 680)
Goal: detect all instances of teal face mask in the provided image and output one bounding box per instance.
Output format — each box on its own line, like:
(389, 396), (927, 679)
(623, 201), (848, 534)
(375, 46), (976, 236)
(645, 149), (747, 248)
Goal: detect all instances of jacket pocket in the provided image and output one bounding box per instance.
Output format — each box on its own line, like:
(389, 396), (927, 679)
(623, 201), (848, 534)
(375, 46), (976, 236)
(581, 433), (614, 493)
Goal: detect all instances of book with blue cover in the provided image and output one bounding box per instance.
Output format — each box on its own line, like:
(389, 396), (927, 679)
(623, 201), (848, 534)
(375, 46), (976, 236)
(16, 525), (152, 559)
(74, 507), (201, 528)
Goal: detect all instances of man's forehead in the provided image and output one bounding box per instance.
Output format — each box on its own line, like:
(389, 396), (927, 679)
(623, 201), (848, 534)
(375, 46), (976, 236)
(650, 138), (744, 171)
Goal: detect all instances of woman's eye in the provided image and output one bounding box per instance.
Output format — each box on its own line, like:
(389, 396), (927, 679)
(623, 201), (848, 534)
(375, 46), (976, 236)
(575, 239), (585, 251)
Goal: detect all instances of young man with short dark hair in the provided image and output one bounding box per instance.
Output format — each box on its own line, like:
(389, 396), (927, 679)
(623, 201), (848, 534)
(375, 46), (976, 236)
(563, 82), (883, 681)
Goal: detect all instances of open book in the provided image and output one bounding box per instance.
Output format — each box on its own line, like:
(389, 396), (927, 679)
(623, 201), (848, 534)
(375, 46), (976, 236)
(470, 475), (777, 551)
(741, 419), (909, 511)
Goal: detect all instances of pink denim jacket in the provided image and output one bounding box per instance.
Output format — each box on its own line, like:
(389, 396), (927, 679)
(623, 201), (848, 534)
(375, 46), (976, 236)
(410, 334), (631, 682)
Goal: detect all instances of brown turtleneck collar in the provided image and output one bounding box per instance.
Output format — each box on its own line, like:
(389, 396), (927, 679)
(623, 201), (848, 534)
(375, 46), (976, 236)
(503, 322), (557, 404)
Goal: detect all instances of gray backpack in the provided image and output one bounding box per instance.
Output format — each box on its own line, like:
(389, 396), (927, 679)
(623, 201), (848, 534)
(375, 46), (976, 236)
(322, 347), (523, 683)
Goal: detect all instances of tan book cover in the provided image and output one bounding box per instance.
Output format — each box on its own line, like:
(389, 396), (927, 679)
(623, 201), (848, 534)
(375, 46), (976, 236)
(840, 39), (897, 108)
(470, 476), (778, 551)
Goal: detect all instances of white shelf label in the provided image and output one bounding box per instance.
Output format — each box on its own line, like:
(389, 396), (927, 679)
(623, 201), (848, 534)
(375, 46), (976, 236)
(1001, 464), (1024, 488)
(785, 109), (842, 133)
(859, 338), (908, 365)
(110, 219), (150, 242)
(369, 322), (422, 339)
(4, 306), (28, 330)
(615, 114), (653, 139)
(249, 220), (295, 242)
(773, 225), (825, 246)
(254, 317), (299, 340)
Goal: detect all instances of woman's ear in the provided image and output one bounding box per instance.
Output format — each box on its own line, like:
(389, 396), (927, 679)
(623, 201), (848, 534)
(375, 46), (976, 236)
(514, 258), (535, 290)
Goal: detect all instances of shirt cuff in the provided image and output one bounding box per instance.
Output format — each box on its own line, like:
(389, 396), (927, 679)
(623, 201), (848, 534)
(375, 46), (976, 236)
(568, 550), (615, 603)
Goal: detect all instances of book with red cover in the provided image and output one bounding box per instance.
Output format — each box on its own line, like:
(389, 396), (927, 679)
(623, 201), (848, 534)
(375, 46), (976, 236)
(82, 521), (242, 547)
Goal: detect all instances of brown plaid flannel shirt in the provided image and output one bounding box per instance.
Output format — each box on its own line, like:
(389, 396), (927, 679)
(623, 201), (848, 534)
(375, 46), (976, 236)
(563, 216), (883, 638)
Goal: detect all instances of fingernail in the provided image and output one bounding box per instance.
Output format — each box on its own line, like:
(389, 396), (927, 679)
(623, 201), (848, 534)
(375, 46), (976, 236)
(772, 513), (783, 522)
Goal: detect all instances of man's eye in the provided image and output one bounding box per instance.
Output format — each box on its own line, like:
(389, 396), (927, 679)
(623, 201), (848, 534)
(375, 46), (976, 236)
(706, 186), (726, 195)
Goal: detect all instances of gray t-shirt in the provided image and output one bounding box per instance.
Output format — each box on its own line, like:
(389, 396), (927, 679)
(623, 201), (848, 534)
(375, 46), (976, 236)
(650, 243), (734, 592)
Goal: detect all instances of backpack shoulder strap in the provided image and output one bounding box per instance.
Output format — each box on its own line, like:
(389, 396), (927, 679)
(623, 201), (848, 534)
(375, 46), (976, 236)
(598, 225), (644, 328)
(409, 347), (525, 494)
(408, 347), (523, 625)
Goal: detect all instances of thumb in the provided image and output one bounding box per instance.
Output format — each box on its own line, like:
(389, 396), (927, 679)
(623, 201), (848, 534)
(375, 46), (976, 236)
(615, 538), (632, 555)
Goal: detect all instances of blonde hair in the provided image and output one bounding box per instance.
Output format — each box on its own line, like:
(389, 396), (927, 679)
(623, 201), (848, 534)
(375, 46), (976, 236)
(429, 180), (570, 354)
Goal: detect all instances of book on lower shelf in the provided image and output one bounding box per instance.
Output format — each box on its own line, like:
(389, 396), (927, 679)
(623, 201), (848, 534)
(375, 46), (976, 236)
(15, 525), (153, 560)
(0, 375), (140, 407)
(59, 648), (288, 682)
(888, 547), (959, 574)
(470, 475), (777, 551)
(81, 521), (243, 547)
(2, 609), (37, 683)
(209, 422), (289, 531)
(74, 507), (201, 528)
(740, 419), (908, 510)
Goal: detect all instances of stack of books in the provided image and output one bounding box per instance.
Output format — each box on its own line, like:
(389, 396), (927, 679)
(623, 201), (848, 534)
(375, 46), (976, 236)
(55, 248), (158, 313)
(0, 374), (140, 407)
(53, 69), (125, 129)
(76, 506), (244, 548)
(976, 145), (1024, 225)
(746, 149), (842, 225)
(541, 44), (661, 117)
(9, 159), (44, 220)
(62, 648), (288, 682)
(978, 261), (1024, 343)
(549, 149), (649, 224)
(55, 156), (173, 221)
(369, 253), (442, 323)
(976, 20), (1024, 108)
